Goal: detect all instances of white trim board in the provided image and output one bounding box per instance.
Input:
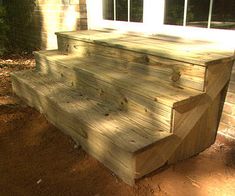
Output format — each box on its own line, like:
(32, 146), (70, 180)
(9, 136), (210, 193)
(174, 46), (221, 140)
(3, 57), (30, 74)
(86, 0), (235, 48)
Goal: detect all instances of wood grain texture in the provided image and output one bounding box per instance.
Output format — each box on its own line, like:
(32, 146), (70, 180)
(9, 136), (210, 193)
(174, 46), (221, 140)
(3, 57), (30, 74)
(56, 30), (234, 66)
(134, 58), (233, 180)
(57, 36), (206, 91)
(169, 92), (221, 163)
(11, 30), (235, 185)
(12, 70), (171, 153)
(34, 50), (206, 131)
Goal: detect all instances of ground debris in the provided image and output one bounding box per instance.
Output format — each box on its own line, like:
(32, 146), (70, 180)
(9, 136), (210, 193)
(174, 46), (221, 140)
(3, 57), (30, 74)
(36, 179), (42, 184)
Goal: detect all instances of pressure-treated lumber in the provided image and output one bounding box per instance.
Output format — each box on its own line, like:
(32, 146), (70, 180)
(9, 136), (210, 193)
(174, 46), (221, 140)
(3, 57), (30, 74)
(11, 30), (235, 185)
(57, 36), (207, 91)
(34, 50), (204, 131)
(11, 70), (174, 185)
(35, 50), (204, 107)
(56, 30), (234, 66)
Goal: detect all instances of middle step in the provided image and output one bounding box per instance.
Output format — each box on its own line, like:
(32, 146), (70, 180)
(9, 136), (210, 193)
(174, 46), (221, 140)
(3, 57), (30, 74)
(34, 50), (203, 132)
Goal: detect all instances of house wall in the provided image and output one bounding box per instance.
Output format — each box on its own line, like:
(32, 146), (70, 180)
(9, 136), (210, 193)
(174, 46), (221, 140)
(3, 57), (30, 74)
(12, 0), (87, 50)
(219, 64), (235, 139)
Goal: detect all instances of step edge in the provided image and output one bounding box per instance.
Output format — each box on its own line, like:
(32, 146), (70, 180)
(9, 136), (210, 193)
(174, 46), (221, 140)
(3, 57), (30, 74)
(11, 70), (172, 154)
(34, 50), (203, 109)
(56, 31), (233, 67)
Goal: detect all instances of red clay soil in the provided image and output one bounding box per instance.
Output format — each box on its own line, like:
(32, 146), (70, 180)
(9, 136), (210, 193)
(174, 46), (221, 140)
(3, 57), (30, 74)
(0, 56), (235, 196)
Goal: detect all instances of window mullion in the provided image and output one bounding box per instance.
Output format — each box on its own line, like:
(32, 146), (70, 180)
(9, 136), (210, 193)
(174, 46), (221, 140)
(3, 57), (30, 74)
(114, 0), (116, 20)
(208, 0), (213, 28)
(183, 0), (188, 26)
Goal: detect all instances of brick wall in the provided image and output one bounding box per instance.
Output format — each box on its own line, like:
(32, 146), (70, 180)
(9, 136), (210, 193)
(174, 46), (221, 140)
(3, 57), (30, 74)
(219, 62), (235, 139)
(12, 0), (87, 50)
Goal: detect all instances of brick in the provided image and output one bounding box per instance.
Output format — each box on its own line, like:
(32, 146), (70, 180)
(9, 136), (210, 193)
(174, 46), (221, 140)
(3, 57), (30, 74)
(230, 69), (235, 81)
(225, 92), (235, 104)
(223, 102), (233, 115)
(221, 113), (235, 127)
(228, 81), (235, 93)
(218, 122), (235, 138)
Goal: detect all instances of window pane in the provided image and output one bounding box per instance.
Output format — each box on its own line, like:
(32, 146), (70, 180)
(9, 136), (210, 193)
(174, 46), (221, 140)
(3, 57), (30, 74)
(103, 0), (114, 20)
(130, 0), (143, 22)
(164, 0), (184, 25)
(186, 0), (210, 28)
(211, 0), (235, 30)
(116, 0), (128, 21)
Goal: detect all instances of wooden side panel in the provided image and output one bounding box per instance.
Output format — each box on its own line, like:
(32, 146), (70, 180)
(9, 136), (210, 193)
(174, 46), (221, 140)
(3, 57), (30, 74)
(135, 134), (180, 179)
(169, 60), (234, 162)
(205, 60), (234, 99)
(57, 36), (206, 91)
(169, 92), (221, 163)
(135, 60), (233, 180)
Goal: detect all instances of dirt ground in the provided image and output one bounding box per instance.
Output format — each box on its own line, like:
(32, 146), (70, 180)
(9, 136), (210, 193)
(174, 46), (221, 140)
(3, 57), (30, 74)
(0, 55), (235, 196)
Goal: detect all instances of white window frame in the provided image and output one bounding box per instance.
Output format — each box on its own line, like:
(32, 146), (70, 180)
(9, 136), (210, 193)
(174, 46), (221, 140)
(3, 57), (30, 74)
(86, 0), (235, 47)
(87, 0), (164, 33)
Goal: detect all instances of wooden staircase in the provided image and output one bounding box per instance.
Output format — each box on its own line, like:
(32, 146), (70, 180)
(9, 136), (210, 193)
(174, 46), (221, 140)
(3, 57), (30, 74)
(11, 30), (234, 185)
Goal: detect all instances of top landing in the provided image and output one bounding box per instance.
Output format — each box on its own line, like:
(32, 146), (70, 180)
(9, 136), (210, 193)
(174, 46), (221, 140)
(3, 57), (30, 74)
(56, 30), (234, 66)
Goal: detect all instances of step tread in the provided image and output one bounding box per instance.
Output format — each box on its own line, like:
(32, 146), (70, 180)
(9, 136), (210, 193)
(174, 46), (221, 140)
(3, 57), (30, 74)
(12, 70), (172, 153)
(56, 30), (234, 66)
(36, 50), (204, 108)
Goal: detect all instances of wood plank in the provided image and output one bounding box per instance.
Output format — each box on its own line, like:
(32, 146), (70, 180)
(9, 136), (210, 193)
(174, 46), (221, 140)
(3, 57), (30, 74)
(57, 37), (206, 91)
(56, 30), (234, 66)
(169, 92), (221, 163)
(205, 61), (234, 99)
(12, 69), (179, 185)
(11, 70), (172, 153)
(135, 58), (233, 179)
(35, 50), (203, 108)
(35, 53), (173, 130)
(12, 75), (136, 185)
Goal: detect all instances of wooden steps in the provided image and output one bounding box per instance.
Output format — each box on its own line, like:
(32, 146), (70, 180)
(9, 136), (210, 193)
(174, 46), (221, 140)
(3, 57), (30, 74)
(56, 30), (234, 66)
(57, 33), (209, 92)
(11, 70), (173, 184)
(11, 30), (234, 185)
(34, 50), (204, 132)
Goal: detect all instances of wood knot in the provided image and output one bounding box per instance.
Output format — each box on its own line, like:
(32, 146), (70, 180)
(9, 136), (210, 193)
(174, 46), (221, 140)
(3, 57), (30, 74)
(99, 89), (104, 96)
(124, 97), (128, 103)
(171, 70), (181, 82)
(73, 45), (79, 49)
(65, 44), (69, 53)
(135, 54), (149, 64)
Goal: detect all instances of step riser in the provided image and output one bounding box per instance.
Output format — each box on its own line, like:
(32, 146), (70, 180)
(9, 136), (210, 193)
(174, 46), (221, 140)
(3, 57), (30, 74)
(57, 35), (206, 91)
(11, 74), (137, 185)
(35, 55), (172, 131)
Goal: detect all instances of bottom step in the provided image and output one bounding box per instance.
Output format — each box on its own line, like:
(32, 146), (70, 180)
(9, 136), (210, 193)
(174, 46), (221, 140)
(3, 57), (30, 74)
(11, 70), (174, 185)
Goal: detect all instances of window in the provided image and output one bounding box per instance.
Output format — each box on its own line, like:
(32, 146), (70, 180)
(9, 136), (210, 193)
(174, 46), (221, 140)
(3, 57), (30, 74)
(186, 0), (210, 28)
(164, 0), (184, 26)
(164, 0), (235, 30)
(103, 0), (143, 22)
(211, 0), (235, 30)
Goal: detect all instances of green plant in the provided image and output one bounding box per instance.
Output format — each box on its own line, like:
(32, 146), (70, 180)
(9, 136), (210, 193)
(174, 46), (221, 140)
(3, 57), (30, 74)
(0, 5), (9, 56)
(4, 0), (37, 53)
